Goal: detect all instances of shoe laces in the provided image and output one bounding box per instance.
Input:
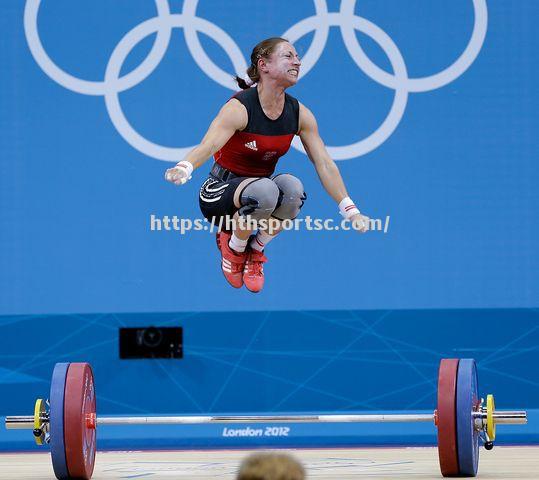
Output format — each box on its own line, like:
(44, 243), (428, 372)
(245, 250), (267, 275)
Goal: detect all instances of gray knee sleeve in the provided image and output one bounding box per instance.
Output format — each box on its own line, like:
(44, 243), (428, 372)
(239, 178), (280, 220)
(271, 174), (307, 220)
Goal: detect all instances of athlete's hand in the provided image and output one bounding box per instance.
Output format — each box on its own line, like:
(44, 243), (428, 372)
(165, 161), (193, 186)
(349, 213), (370, 233)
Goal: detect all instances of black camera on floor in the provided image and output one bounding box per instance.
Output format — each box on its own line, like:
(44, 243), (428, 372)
(119, 326), (183, 359)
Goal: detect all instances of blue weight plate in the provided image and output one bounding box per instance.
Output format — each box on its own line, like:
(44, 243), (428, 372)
(456, 358), (480, 476)
(50, 363), (70, 480)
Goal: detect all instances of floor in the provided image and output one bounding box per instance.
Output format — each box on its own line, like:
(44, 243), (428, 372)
(0, 446), (537, 479)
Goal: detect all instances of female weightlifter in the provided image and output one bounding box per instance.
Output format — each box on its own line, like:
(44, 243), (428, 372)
(165, 37), (369, 293)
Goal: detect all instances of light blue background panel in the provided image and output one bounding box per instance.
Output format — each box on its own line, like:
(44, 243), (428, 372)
(1, 1), (537, 314)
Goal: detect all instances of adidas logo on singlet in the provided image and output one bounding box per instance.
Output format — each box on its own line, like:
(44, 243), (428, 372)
(244, 140), (258, 151)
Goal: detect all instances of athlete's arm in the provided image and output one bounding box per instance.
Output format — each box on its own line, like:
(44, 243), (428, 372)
(165, 99), (247, 185)
(298, 102), (369, 232)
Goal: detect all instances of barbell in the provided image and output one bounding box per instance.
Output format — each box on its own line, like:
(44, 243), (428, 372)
(4, 359), (527, 479)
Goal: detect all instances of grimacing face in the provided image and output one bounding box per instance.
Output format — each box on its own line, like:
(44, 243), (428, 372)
(261, 42), (301, 85)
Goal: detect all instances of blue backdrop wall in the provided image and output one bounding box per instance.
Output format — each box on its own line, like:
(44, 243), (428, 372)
(0, 0), (538, 449)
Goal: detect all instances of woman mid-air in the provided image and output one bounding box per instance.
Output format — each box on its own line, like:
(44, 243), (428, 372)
(165, 37), (369, 293)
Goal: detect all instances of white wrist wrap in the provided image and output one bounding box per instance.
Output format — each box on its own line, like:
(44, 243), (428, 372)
(339, 197), (360, 219)
(176, 160), (193, 178)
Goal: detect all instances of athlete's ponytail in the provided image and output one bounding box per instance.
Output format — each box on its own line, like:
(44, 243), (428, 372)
(235, 37), (288, 89)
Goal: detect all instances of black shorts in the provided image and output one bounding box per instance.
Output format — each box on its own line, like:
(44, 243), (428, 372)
(198, 175), (252, 224)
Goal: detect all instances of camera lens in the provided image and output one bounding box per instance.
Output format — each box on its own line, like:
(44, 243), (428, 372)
(141, 327), (163, 348)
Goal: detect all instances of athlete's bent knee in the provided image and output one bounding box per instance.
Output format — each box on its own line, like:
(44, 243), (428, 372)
(271, 174), (307, 220)
(239, 178), (280, 220)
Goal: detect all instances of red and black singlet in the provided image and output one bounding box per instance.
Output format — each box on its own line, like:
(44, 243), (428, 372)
(214, 87), (300, 177)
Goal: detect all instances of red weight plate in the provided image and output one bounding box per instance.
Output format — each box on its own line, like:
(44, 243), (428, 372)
(437, 358), (460, 476)
(64, 363), (97, 480)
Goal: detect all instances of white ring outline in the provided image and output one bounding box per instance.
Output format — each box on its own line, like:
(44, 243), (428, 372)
(339, 0), (488, 92)
(23, 0), (172, 96)
(282, 0), (331, 80)
(104, 14), (249, 161)
(182, 0), (248, 91)
(23, 0), (488, 161)
(287, 12), (409, 159)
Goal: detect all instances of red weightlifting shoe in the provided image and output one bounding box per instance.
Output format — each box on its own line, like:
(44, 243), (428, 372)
(218, 231), (246, 288)
(243, 248), (267, 293)
(216, 230), (225, 251)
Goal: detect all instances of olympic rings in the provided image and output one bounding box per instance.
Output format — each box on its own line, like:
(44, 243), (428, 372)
(23, 0), (488, 161)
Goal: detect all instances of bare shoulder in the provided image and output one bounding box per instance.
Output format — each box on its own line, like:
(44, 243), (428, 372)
(298, 101), (318, 133)
(217, 97), (248, 131)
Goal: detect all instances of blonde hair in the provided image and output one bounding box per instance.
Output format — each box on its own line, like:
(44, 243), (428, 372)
(237, 452), (306, 480)
(235, 37), (289, 89)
